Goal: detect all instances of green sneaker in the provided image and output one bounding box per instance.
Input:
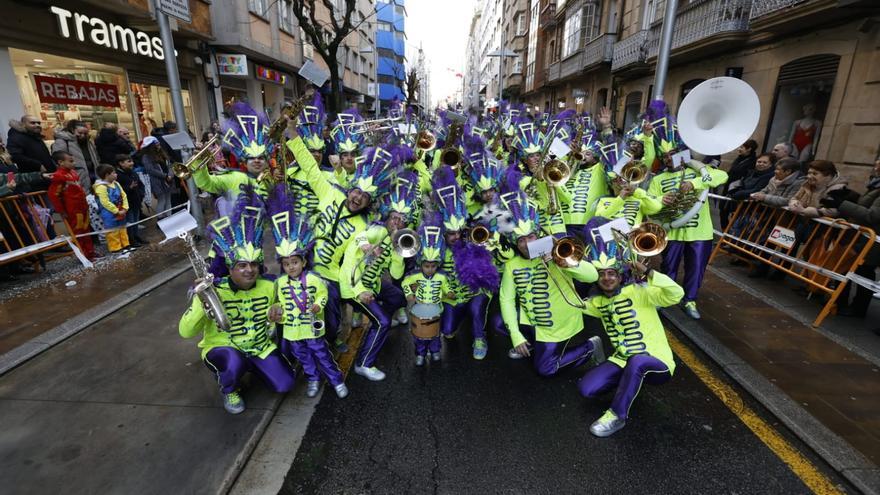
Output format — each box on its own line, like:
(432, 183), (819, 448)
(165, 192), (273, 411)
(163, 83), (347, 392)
(683, 301), (701, 320)
(590, 409), (625, 437)
(472, 338), (488, 360)
(223, 391), (245, 415)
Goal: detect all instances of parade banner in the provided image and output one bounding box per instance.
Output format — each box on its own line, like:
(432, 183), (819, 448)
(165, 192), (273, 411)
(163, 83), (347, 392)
(34, 75), (121, 107)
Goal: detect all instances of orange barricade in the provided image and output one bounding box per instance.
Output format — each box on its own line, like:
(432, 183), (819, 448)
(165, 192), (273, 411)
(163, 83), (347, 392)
(709, 199), (876, 327)
(0, 192), (79, 269)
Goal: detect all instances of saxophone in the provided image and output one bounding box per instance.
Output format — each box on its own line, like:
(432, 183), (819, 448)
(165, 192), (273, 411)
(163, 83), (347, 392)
(181, 232), (230, 331)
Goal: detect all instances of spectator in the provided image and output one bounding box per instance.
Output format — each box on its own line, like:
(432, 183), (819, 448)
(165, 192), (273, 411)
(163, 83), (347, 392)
(789, 160), (848, 218)
(139, 136), (173, 219)
(95, 124), (135, 164)
(47, 150), (95, 260)
(51, 120), (99, 190)
(724, 139), (759, 195)
(6, 115), (55, 174)
(819, 158), (880, 320)
(152, 121), (182, 163)
(771, 142), (793, 162)
(114, 154), (147, 247)
(750, 158), (804, 207)
(93, 164), (131, 254)
(0, 139), (48, 195)
(720, 153), (776, 230)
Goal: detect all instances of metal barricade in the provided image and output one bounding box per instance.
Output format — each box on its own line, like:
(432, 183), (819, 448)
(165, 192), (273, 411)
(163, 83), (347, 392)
(0, 192), (78, 269)
(710, 198), (876, 327)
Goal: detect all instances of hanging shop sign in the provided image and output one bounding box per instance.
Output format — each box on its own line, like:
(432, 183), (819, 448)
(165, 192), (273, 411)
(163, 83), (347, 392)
(255, 65), (288, 85)
(157, 0), (192, 24)
(217, 54), (249, 76)
(49, 6), (167, 60)
(34, 75), (121, 107)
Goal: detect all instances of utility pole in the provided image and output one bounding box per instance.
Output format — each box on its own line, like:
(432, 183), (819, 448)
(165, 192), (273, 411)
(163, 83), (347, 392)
(652, 0), (679, 101)
(155, 0), (204, 233)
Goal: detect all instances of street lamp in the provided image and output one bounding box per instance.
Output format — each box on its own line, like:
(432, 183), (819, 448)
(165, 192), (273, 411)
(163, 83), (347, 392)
(486, 29), (518, 104)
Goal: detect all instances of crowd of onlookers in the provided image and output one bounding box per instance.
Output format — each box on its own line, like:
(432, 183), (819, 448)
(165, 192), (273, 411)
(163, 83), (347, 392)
(718, 138), (880, 326)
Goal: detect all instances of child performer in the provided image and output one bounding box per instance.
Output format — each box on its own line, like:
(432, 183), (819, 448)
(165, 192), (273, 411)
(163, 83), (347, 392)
(93, 164), (131, 254)
(402, 222), (454, 366)
(578, 219), (684, 437)
(267, 186), (349, 399)
(179, 202), (296, 414)
(48, 150), (95, 260)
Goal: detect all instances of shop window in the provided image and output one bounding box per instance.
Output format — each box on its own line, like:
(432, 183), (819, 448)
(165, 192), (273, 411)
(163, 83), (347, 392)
(279, 0), (294, 33)
(623, 91), (643, 131)
(765, 54), (840, 161)
(129, 81), (195, 139)
(10, 48), (134, 144)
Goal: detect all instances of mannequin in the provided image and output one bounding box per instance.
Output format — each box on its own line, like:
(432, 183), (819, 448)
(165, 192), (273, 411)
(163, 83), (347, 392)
(788, 103), (822, 163)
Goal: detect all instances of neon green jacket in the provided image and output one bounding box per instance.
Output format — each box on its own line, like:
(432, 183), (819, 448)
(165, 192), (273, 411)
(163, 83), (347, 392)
(179, 278), (276, 359)
(520, 175), (569, 235)
(339, 224), (405, 299)
(193, 166), (268, 200)
(500, 256), (598, 347)
(595, 188), (663, 227)
(563, 163), (608, 225)
(287, 136), (368, 281)
(440, 248), (476, 305)
(647, 166), (728, 241)
(582, 271), (683, 372)
(402, 272), (450, 305)
(274, 272), (328, 341)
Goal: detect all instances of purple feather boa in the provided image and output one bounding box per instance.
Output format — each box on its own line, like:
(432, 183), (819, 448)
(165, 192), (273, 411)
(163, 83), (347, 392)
(452, 240), (500, 292)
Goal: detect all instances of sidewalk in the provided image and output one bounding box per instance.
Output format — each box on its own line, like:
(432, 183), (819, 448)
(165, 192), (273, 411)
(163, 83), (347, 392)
(663, 261), (880, 491)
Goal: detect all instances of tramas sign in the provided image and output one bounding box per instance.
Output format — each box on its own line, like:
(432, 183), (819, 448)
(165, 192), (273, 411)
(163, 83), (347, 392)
(34, 75), (121, 107)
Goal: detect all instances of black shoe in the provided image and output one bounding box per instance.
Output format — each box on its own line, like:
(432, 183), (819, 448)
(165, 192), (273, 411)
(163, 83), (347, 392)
(130, 241), (143, 248)
(135, 237), (150, 245)
(768, 270), (786, 281)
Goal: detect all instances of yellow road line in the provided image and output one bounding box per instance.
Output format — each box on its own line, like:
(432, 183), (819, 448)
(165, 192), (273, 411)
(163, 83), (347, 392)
(667, 331), (843, 495)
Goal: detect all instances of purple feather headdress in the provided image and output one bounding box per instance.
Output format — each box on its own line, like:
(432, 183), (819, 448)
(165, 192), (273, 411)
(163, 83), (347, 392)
(331, 107), (365, 154)
(267, 184), (314, 260)
(208, 187), (265, 270)
(221, 102), (273, 160)
(351, 146), (397, 199)
(379, 169), (418, 220)
(297, 92), (326, 150)
(583, 216), (631, 282)
(432, 165), (467, 231)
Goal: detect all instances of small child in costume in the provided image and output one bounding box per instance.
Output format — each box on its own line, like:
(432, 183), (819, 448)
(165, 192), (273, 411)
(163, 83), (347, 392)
(267, 186), (349, 399)
(47, 150), (95, 260)
(402, 224), (454, 366)
(93, 164), (131, 254)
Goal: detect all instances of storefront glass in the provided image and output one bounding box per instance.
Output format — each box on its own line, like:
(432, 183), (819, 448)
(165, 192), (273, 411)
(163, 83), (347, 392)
(765, 78), (833, 161)
(130, 82), (196, 139)
(10, 48), (134, 142)
(221, 87), (249, 110)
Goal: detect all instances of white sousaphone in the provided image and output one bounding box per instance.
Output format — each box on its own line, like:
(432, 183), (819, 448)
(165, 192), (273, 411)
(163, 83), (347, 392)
(669, 77), (761, 228)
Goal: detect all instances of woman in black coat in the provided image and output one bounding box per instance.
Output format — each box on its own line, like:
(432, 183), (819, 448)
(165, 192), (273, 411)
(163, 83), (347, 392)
(95, 126), (135, 165)
(720, 152), (775, 230)
(723, 139), (759, 195)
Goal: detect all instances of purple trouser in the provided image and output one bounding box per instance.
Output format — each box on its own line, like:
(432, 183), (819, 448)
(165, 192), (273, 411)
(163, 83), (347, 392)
(349, 280), (407, 368)
(281, 338), (344, 386)
(662, 240), (712, 302)
(518, 325), (598, 377)
(413, 336), (442, 356)
(204, 347), (296, 394)
(322, 279), (341, 344)
(440, 293), (489, 340)
(578, 354), (671, 419)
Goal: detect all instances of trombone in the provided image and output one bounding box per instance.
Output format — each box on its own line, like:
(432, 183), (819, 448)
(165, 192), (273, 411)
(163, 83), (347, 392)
(611, 222), (667, 278)
(172, 135), (220, 180)
(618, 160), (649, 187)
(538, 236), (588, 309)
(349, 116), (402, 134)
(543, 159), (571, 215)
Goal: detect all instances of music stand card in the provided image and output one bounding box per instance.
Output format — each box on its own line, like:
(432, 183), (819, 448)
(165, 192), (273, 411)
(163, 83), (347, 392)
(162, 131), (195, 151)
(671, 149), (692, 168)
(527, 235), (555, 260)
(593, 218), (631, 244)
(613, 154), (632, 175)
(549, 137), (570, 159)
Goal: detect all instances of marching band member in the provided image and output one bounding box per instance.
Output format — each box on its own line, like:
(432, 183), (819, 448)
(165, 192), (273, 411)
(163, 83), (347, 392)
(267, 186), (349, 399)
(179, 200), (295, 415)
(330, 109), (367, 188)
(647, 122), (728, 320)
(285, 94), (329, 218)
(578, 219), (684, 437)
(594, 138), (663, 227)
(497, 183), (602, 374)
(403, 220), (454, 366)
(338, 148), (406, 381)
(563, 119), (608, 239)
(513, 121), (569, 235)
(434, 165), (498, 360)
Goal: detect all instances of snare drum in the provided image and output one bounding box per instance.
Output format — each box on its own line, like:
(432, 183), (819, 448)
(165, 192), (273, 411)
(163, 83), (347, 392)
(409, 303), (442, 339)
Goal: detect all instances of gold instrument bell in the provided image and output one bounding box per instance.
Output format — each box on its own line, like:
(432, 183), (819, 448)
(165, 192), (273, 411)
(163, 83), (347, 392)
(416, 130), (436, 152)
(172, 135), (220, 180)
(543, 159), (571, 215)
(469, 225), (491, 245)
(619, 160), (648, 186)
(551, 236), (585, 268)
(629, 222), (667, 258)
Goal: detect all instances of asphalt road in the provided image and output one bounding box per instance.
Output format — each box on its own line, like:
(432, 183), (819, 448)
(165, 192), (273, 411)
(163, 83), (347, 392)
(281, 319), (853, 494)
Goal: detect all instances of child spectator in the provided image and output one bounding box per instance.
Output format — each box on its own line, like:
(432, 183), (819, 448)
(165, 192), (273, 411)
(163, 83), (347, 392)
(93, 164), (131, 254)
(114, 154), (147, 247)
(47, 151), (95, 260)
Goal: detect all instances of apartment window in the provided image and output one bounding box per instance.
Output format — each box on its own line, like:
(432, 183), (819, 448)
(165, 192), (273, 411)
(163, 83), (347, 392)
(562, 9), (583, 58)
(279, 0), (294, 33)
(584, 2), (599, 42)
(512, 56), (523, 74)
(516, 14), (526, 36)
(377, 21), (393, 31)
(248, 0), (269, 17)
(395, 5), (405, 16)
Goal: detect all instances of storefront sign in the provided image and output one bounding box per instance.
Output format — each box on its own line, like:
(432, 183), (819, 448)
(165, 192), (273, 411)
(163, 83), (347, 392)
(34, 75), (121, 107)
(255, 65), (288, 85)
(217, 54), (248, 76)
(50, 6), (167, 60)
(157, 0), (191, 24)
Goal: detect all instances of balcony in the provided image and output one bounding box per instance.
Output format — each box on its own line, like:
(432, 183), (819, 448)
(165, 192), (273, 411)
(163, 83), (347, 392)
(750, 0), (807, 19)
(645, 0), (752, 59)
(546, 61), (561, 82)
(611, 30), (649, 72)
(558, 49), (584, 79)
(582, 33), (615, 69)
(539, 2), (557, 29)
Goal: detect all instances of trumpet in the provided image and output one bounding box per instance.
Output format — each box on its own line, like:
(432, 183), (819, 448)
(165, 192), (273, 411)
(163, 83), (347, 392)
(416, 130), (437, 152)
(543, 159), (571, 215)
(172, 135), (220, 180)
(392, 228), (420, 258)
(349, 116), (402, 134)
(469, 225), (491, 245)
(538, 236), (587, 308)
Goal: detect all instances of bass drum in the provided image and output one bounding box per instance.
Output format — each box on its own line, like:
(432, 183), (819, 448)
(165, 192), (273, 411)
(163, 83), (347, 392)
(410, 303), (442, 339)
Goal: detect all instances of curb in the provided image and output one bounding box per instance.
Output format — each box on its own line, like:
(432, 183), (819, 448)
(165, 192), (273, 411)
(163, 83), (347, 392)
(662, 307), (880, 495)
(0, 261), (190, 376)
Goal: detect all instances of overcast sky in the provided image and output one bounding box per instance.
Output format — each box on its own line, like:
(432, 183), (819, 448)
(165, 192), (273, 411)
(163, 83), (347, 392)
(406, 0), (477, 107)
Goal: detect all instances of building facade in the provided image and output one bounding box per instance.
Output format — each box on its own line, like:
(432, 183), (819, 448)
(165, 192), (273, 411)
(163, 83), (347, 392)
(376, 0), (407, 113)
